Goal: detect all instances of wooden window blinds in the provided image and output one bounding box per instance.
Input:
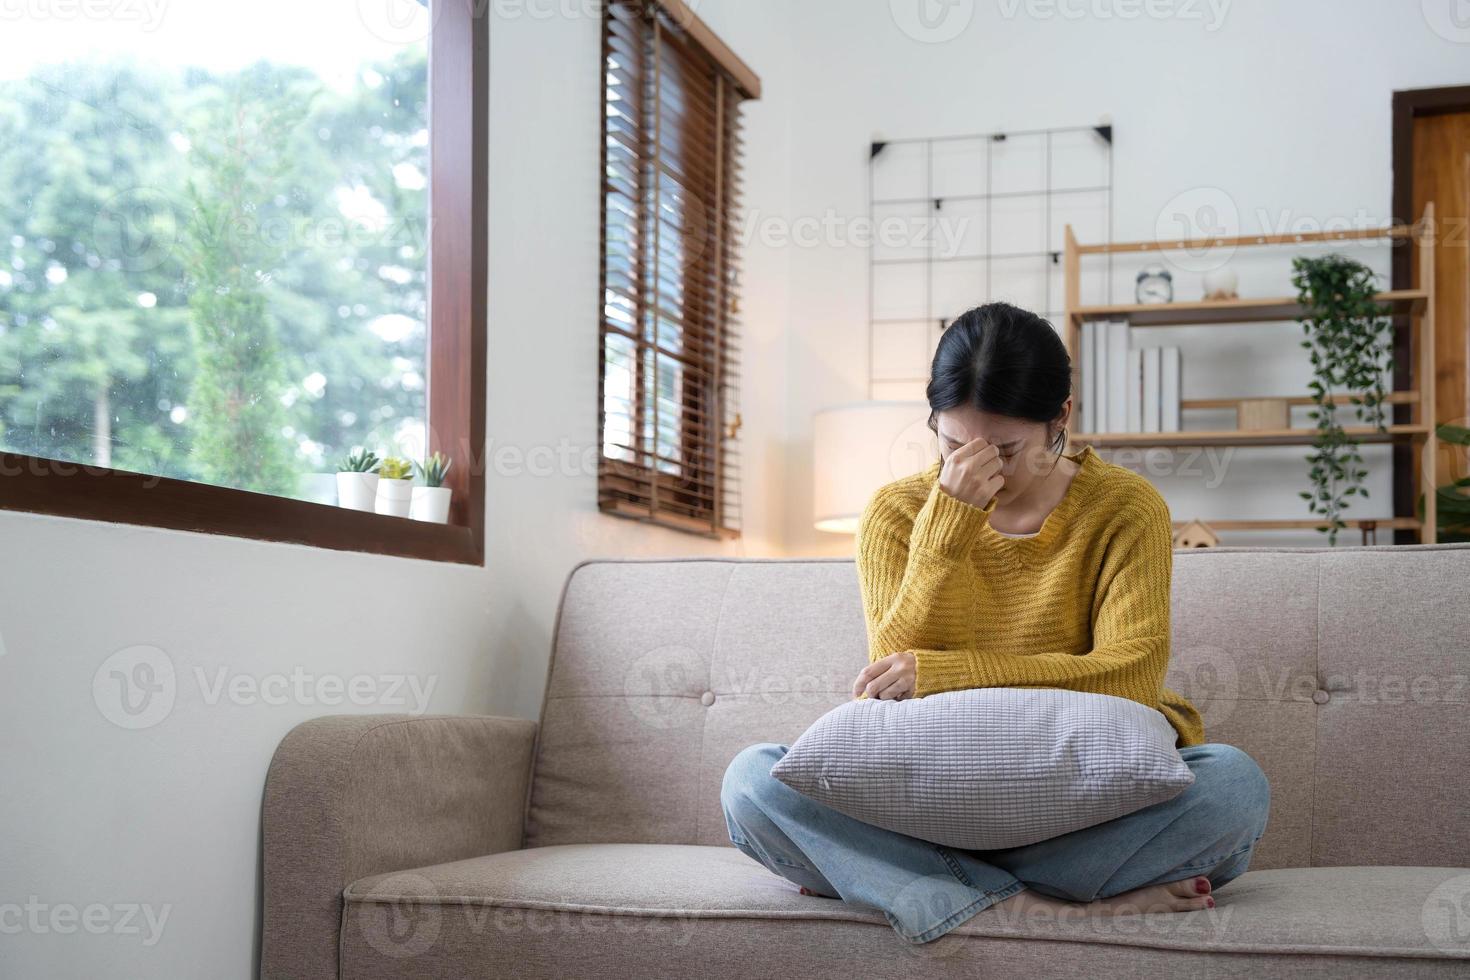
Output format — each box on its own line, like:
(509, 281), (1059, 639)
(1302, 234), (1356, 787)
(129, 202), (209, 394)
(598, 0), (758, 539)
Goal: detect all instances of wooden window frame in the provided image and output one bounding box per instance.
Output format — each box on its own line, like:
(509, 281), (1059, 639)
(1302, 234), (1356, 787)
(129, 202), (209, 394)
(597, 0), (758, 540)
(0, 1), (488, 565)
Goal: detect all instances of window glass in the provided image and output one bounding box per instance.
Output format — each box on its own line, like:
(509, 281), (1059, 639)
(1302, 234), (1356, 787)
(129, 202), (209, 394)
(0, 0), (430, 503)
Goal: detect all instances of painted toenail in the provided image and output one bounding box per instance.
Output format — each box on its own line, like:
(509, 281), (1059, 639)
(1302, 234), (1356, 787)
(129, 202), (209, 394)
(1205, 897), (1215, 908)
(1195, 878), (1209, 893)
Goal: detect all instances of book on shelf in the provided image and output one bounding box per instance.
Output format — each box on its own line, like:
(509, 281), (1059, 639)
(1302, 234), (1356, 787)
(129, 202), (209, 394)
(1143, 346), (1161, 433)
(1126, 348), (1143, 434)
(1081, 319), (1105, 434)
(1107, 319), (1128, 434)
(1081, 319), (1105, 433)
(1081, 318), (1181, 436)
(1161, 345), (1181, 432)
(1080, 319), (1096, 434)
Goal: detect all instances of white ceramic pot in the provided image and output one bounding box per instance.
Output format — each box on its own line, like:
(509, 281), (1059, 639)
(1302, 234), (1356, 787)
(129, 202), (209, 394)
(1202, 267), (1238, 300)
(336, 471), (379, 512)
(305, 472), (339, 506)
(374, 478), (414, 518)
(410, 485), (452, 523)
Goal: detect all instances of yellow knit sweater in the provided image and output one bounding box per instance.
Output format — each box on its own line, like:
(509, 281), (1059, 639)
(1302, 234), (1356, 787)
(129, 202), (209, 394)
(855, 443), (1206, 749)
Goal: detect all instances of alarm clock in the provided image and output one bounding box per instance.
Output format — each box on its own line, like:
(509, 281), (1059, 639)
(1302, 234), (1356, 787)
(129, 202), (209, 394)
(1135, 264), (1173, 304)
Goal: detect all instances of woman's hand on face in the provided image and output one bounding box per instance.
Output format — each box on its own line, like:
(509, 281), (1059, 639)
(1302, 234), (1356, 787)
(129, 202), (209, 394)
(939, 437), (1005, 511)
(852, 651), (917, 701)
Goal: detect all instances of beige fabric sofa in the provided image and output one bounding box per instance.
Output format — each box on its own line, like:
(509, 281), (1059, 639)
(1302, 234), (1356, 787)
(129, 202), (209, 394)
(261, 544), (1470, 979)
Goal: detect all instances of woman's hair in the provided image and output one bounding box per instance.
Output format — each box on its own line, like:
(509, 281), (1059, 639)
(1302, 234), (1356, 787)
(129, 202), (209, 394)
(926, 301), (1072, 456)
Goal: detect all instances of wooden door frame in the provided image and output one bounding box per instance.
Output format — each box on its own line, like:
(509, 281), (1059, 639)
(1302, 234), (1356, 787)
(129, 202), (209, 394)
(1391, 84), (1470, 543)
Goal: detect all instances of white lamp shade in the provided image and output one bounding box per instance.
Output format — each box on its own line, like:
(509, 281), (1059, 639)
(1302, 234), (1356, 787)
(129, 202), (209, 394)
(813, 401), (938, 534)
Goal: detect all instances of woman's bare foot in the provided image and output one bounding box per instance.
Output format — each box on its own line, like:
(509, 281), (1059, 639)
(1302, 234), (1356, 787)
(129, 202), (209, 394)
(992, 875), (1215, 919)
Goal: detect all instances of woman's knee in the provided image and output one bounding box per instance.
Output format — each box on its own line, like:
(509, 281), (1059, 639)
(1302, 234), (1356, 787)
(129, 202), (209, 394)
(1188, 743), (1271, 838)
(720, 742), (785, 816)
(1207, 744), (1269, 808)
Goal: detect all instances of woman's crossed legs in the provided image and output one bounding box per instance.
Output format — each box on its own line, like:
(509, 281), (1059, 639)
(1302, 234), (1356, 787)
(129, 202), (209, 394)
(719, 741), (1270, 945)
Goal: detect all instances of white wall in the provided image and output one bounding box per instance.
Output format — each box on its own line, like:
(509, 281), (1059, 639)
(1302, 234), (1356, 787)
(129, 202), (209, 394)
(0, 4), (791, 978)
(482, 0), (794, 712)
(781, 0), (1470, 556)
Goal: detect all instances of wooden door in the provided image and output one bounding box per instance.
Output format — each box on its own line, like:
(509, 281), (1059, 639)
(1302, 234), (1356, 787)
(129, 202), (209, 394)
(1413, 113), (1469, 454)
(1407, 107), (1470, 537)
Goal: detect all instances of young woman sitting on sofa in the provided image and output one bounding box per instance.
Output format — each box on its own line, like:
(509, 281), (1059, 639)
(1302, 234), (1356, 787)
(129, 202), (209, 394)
(721, 301), (1271, 945)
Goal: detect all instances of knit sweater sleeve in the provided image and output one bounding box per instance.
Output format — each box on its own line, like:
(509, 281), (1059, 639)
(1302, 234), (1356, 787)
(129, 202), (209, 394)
(855, 478), (999, 661)
(908, 493), (1174, 706)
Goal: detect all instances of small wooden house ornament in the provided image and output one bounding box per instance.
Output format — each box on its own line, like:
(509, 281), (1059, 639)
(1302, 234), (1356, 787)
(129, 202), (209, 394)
(1173, 518), (1219, 549)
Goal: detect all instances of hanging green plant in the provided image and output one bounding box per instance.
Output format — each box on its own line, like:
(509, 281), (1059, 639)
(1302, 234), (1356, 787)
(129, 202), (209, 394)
(1290, 254), (1394, 546)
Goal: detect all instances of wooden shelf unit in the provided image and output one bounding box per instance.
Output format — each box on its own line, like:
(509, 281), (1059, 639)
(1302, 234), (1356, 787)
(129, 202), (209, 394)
(1076, 424), (1430, 449)
(1069, 289), (1427, 327)
(1061, 205), (1439, 544)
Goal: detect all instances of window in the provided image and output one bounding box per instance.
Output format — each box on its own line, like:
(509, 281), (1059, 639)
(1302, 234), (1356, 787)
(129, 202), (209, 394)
(0, 1), (485, 563)
(599, 0), (758, 538)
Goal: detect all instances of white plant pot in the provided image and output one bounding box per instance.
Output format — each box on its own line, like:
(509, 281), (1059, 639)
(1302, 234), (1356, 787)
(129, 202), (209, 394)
(375, 478), (414, 518)
(336, 471), (380, 512)
(304, 472), (340, 506)
(1203, 267), (1239, 300)
(410, 485), (452, 524)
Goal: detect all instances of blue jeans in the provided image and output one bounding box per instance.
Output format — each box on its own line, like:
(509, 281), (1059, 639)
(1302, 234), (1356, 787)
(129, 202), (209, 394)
(720, 741), (1270, 944)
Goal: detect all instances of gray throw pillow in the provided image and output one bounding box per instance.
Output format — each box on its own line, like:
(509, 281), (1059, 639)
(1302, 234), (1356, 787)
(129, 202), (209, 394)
(769, 687), (1194, 850)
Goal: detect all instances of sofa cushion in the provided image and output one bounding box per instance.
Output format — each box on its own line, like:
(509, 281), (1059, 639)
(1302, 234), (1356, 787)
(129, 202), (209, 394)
(340, 843), (1470, 979)
(525, 560), (865, 850)
(769, 687), (1194, 849)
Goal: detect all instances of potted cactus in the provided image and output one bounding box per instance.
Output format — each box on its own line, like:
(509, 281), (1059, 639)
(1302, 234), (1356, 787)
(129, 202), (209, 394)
(335, 448), (380, 512)
(411, 452), (454, 523)
(374, 456), (414, 517)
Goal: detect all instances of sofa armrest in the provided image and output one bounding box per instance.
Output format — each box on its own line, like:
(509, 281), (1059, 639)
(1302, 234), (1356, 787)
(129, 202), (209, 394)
(259, 713), (537, 980)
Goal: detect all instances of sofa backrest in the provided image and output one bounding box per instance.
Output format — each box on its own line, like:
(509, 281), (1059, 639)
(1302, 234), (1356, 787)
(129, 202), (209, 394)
(522, 544), (1470, 871)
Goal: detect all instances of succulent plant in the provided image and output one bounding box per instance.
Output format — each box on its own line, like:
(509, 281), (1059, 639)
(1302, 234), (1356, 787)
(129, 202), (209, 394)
(414, 452), (453, 488)
(378, 456), (413, 481)
(338, 448), (380, 473)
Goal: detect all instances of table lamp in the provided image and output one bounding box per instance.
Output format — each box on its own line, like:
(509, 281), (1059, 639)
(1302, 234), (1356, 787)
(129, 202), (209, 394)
(812, 401), (937, 533)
